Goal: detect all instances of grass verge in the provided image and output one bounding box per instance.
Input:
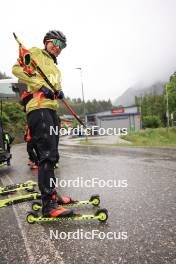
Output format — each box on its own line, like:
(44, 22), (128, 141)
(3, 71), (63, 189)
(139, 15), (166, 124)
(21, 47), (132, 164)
(121, 127), (176, 146)
(80, 128), (176, 147)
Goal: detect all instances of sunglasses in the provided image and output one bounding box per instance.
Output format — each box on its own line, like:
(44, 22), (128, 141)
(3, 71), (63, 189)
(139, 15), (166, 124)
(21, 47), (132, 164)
(49, 39), (66, 49)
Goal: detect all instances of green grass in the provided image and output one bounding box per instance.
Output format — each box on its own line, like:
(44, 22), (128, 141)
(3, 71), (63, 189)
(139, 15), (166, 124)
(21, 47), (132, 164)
(79, 128), (176, 147)
(121, 127), (176, 146)
(80, 140), (96, 145)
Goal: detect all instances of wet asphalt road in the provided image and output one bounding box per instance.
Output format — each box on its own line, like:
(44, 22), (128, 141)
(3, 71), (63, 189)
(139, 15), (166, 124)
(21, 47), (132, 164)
(0, 143), (175, 264)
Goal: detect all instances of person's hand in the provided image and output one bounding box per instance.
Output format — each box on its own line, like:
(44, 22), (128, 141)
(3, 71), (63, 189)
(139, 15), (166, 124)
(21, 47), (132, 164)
(40, 86), (54, 100)
(55, 90), (64, 100)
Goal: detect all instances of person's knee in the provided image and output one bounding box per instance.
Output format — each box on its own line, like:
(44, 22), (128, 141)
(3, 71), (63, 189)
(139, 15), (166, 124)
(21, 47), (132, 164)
(39, 160), (54, 170)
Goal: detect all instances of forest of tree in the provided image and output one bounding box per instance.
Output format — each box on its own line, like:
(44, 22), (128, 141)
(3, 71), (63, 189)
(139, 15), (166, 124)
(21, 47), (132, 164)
(0, 71), (10, 79)
(57, 97), (113, 117)
(135, 93), (166, 127)
(0, 98), (113, 142)
(135, 72), (176, 128)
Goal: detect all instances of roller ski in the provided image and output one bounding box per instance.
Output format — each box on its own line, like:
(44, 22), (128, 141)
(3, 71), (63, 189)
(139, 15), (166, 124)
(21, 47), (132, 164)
(0, 192), (40, 208)
(27, 209), (108, 224)
(31, 193), (101, 211)
(27, 198), (108, 224)
(0, 180), (37, 195)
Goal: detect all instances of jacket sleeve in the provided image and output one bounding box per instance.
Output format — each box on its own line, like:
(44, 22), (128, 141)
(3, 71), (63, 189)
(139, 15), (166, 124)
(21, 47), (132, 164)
(12, 47), (46, 93)
(54, 76), (62, 91)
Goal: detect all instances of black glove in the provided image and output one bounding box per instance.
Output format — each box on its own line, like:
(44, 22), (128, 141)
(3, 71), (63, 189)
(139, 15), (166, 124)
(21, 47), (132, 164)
(55, 90), (64, 100)
(40, 86), (54, 100)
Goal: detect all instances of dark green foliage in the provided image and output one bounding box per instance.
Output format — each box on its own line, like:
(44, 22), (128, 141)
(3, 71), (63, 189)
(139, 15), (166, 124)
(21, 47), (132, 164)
(0, 102), (26, 143)
(57, 97), (113, 117)
(135, 93), (165, 127)
(0, 112), (10, 124)
(143, 115), (161, 128)
(72, 119), (79, 128)
(164, 82), (176, 116)
(0, 96), (113, 142)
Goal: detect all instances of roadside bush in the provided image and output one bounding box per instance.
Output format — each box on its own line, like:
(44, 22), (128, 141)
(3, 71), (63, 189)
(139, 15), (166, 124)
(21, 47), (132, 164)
(0, 112), (10, 124)
(142, 115), (161, 128)
(1, 102), (26, 143)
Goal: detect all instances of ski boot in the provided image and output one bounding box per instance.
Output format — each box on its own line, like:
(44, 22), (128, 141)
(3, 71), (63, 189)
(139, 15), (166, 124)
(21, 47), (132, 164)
(31, 163), (38, 170)
(51, 190), (78, 205)
(42, 198), (76, 218)
(28, 160), (33, 166)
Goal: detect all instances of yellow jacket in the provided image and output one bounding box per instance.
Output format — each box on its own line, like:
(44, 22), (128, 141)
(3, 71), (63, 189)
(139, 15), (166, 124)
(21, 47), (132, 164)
(12, 47), (62, 114)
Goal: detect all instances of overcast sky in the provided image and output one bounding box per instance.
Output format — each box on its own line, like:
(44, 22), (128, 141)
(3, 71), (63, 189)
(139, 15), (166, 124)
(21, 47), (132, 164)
(1, 0), (176, 101)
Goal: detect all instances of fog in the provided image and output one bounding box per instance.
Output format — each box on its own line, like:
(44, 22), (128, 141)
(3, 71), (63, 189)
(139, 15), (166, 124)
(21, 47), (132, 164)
(0, 0), (176, 100)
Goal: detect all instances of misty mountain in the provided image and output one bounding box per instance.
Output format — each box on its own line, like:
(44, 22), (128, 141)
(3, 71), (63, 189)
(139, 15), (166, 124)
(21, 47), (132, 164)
(114, 82), (164, 106)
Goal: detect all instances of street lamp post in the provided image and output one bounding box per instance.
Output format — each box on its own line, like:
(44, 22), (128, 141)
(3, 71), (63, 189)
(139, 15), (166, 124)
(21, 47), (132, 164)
(75, 67), (86, 122)
(75, 67), (87, 140)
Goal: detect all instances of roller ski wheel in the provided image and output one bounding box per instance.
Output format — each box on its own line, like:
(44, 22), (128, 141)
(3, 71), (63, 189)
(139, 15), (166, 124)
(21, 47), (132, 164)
(54, 163), (59, 169)
(26, 212), (38, 224)
(25, 181), (36, 192)
(32, 201), (42, 211)
(95, 208), (108, 222)
(89, 194), (100, 206)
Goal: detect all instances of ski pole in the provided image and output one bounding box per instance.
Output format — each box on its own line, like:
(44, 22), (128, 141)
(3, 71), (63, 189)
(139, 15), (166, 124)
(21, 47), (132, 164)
(62, 99), (86, 128)
(13, 33), (86, 128)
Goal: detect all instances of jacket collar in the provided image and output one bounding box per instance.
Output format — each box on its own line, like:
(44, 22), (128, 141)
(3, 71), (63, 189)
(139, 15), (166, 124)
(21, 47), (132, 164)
(42, 49), (57, 64)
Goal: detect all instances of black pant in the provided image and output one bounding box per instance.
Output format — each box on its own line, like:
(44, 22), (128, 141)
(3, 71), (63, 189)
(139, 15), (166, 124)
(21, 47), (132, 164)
(27, 109), (60, 194)
(27, 140), (39, 164)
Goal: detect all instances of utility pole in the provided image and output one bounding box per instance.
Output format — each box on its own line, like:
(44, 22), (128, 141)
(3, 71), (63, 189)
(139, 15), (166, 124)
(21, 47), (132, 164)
(75, 68), (86, 117)
(165, 84), (169, 129)
(139, 96), (142, 129)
